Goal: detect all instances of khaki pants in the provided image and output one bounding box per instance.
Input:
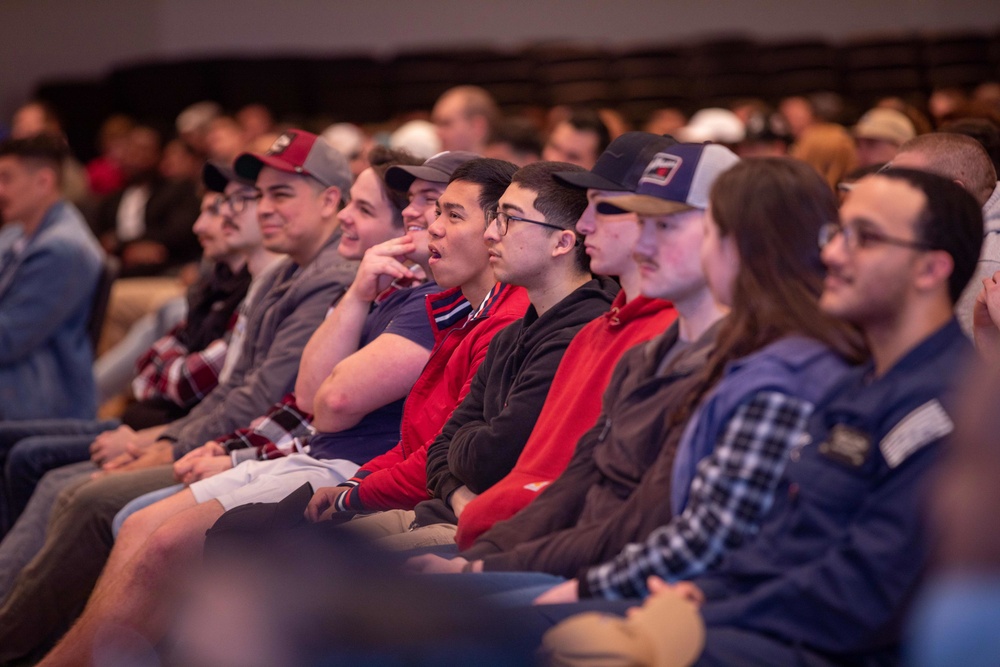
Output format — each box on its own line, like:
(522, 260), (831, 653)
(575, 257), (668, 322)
(98, 276), (187, 354)
(346, 509), (458, 550)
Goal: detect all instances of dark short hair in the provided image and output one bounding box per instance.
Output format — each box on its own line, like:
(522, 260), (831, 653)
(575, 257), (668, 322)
(487, 118), (543, 160)
(880, 167), (984, 304)
(0, 134), (69, 182)
(367, 145), (423, 227)
(565, 108), (611, 156)
(511, 161), (590, 273)
(449, 158), (519, 212)
(0, 133), (69, 165)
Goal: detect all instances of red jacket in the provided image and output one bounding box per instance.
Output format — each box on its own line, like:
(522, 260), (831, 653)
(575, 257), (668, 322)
(455, 291), (676, 548)
(336, 283), (530, 512)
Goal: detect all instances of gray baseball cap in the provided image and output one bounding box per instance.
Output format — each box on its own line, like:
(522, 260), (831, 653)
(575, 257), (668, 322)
(385, 150), (481, 191)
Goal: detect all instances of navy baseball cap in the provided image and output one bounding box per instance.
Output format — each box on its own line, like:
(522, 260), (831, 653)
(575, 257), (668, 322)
(598, 143), (740, 216)
(553, 132), (677, 192)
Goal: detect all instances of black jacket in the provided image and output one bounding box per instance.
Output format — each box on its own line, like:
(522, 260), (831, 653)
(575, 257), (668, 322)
(414, 275), (620, 526)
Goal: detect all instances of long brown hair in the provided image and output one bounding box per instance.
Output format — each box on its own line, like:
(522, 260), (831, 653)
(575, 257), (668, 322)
(675, 157), (867, 425)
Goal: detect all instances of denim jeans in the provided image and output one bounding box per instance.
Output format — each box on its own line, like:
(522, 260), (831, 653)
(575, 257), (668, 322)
(0, 418), (119, 533)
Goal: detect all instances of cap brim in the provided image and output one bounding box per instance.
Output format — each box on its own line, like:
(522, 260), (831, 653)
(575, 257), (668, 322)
(597, 194), (695, 216)
(553, 170), (627, 191)
(385, 164), (450, 192)
(202, 162), (230, 193)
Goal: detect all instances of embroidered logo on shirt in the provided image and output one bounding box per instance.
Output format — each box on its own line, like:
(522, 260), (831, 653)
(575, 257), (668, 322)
(819, 424), (871, 467)
(880, 399), (953, 468)
(523, 481), (550, 493)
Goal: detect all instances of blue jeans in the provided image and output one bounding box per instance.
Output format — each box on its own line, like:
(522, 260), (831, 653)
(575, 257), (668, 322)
(0, 419), (119, 533)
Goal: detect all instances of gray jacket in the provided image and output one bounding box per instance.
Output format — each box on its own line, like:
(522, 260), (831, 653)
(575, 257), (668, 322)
(163, 231), (358, 457)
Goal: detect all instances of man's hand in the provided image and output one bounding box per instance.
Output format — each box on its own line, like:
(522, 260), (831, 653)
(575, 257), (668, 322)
(304, 486), (350, 522)
(102, 440), (173, 475)
(448, 485), (478, 519)
(89, 425), (138, 466)
(533, 579), (581, 605)
(345, 236), (418, 303)
(173, 441), (224, 480)
(405, 554), (478, 574)
(177, 455), (233, 485)
(974, 271), (1000, 363)
(647, 576), (704, 607)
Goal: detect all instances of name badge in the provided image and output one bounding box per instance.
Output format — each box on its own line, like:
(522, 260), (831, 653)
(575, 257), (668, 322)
(819, 424), (871, 468)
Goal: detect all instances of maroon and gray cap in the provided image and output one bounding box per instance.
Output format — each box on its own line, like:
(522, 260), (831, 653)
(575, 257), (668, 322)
(234, 129), (352, 195)
(385, 150), (481, 191)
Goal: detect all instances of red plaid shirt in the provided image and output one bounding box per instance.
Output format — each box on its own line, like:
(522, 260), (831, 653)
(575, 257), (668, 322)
(131, 326), (229, 408)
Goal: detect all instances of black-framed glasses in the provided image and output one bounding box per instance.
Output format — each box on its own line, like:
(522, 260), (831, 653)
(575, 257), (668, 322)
(222, 191), (261, 215)
(818, 222), (932, 252)
(487, 209), (567, 236)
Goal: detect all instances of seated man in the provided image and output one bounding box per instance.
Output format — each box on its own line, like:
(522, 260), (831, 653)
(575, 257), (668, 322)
(0, 134), (103, 420)
(0, 130), (359, 663)
(539, 169), (982, 665)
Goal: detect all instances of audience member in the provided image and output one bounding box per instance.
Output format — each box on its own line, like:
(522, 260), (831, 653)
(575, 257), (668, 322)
(0, 135), (103, 421)
(484, 117), (543, 167)
(85, 114), (133, 196)
(432, 86), (499, 154)
(542, 108), (611, 170)
(791, 122), (859, 192)
(853, 107), (917, 168)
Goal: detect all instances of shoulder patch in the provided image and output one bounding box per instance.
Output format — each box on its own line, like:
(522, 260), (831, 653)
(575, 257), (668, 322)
(523, 481), (550, 493)
(879, 399), (953, 468)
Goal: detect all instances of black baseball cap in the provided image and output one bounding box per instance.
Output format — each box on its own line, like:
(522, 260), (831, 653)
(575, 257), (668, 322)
(202, 161), (255, 193)
(553, 132), (678, 192)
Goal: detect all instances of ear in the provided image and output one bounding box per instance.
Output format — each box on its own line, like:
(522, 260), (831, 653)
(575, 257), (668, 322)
(913, 249), (954, 296)
(549, 229), (578, 259)
(34, 164), (58, 191)
(319, 185), (342, 218)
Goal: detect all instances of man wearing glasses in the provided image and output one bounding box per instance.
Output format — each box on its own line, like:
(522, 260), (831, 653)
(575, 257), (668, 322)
(338, 161), (619, 549)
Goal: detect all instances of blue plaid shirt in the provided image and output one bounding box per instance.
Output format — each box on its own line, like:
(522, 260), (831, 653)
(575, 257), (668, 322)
(583, 390), (813, 599)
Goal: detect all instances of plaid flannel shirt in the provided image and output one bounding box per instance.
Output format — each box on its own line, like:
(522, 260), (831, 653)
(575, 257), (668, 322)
(217, 393), (315, 465)
(131, 326), (229, 409)
(582, 391), (813, 599)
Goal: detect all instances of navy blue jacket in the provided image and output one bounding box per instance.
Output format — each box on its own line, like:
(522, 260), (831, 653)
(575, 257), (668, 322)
(695, 319), (971, 663)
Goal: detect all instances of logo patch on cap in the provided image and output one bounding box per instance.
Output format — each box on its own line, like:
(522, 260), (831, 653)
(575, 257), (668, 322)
(639, 153), (682, 187)
(268, 132), (296, 156)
